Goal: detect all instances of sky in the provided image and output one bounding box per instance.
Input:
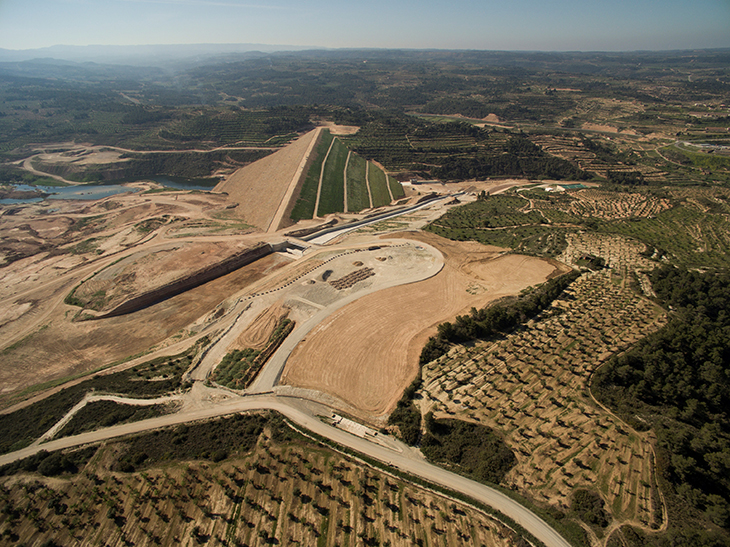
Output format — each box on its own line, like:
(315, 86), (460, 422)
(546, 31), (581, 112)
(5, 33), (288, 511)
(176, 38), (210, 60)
(0, 0), (728, 52)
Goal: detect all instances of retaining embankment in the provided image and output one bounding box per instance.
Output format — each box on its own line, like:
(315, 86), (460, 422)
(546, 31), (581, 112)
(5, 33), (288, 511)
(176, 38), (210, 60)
(96, 243), (273, 318)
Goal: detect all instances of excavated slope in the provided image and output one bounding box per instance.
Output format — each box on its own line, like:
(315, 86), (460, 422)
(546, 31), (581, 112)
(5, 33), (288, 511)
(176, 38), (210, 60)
(215, 128), (320, 232)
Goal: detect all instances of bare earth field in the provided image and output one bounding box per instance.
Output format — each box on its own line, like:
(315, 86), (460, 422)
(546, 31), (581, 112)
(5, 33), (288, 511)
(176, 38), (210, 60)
(214, 128), (321, 231)
(0, 252), (290, 395)
(73, 239), (261, 314)
(281, 231), (565, 420)
(0, 177), (311, 400)
(229, 301), (290, 351)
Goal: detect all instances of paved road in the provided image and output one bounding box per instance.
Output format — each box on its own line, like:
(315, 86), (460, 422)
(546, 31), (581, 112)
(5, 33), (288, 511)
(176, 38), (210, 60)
(0, 194), (573, 547)
(0, 391), (571, 547)
(248, 240), (444, 393)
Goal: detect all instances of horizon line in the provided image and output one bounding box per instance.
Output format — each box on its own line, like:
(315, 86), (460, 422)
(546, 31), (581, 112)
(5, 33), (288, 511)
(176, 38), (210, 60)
(2, 43), (730, 55)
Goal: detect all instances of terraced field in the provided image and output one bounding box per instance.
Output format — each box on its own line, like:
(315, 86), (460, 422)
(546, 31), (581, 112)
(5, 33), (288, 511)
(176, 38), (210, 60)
(528, 133), (668, 183)
(287, 134), (404, 219)
(418, 269), (668, 532)
(567, 190), (671, 220)
(426, 186), (730, 269)
(160, 109), (300, 147)
(345, 152), (371, 212)
(290, 129), (335, 222)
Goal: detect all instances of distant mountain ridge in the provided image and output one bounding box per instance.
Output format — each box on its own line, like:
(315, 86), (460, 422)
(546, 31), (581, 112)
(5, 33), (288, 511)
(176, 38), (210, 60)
(0, 43), (322, 66)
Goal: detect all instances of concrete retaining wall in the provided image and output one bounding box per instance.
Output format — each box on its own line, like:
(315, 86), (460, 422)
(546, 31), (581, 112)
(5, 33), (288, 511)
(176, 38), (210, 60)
(97, 243), (273, 318)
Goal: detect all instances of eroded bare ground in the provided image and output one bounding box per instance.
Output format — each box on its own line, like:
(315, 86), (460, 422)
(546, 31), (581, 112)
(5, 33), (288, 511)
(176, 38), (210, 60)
(0, 187), (290, 400)
(418, 237), (668, 538)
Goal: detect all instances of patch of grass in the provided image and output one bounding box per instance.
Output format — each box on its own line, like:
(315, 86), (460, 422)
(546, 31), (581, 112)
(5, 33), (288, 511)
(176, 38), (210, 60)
(345, 152), (370, 212)
(134, 217), (168, 233)
(367, 161), (392, 207)
(317, 138), (348, 216)
(389, 174), (405, 199)
(291, 129), (333, 221)
(211, 318), (295, 390)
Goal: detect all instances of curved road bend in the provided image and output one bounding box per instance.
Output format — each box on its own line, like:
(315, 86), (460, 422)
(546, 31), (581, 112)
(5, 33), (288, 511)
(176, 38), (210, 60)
(0, 393), (571, 547)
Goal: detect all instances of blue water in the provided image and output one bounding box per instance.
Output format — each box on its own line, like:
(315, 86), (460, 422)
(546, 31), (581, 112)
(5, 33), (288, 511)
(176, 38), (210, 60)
(4, 183), (139, 203)
(3, 176), (219, 204)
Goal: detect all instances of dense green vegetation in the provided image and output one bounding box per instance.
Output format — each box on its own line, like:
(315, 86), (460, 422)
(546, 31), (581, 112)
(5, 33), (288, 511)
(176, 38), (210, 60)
(55, 149), (268, 183)
(0, 164), (62, 186)
(433, 135), (588, 181)
(57, 400), (174, 439)
(290, 129), (334, 221)
(0, 347), (198, 454)
(387, 374), (423, 445)
(570, 490), (610, 530)
(420, 270), (581, 365)
(341, 113), (587, 181)
(0, 447), (98, 478)
(425, 194), (573, 256)
(421, 414), (516, 485)
(0, 412), (294, 477)
(2, 49), (729, 186)
(317, 138), (348, 216)
(593, 266), (730, 543)
(210, 318), (294, 390)
(158, 106), (311, 146)
(113, 411), (295, 472)
(426, 188), (730, 269)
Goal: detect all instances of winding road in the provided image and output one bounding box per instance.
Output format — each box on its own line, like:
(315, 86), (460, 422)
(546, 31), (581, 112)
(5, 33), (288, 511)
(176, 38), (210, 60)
(0, 195), (573, 547)
(0, 391), (571, 547)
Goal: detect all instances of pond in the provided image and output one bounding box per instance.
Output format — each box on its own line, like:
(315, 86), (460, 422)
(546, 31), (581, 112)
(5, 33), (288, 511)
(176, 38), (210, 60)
(0, 183), (139, 204)
(1, 176), (219, 204)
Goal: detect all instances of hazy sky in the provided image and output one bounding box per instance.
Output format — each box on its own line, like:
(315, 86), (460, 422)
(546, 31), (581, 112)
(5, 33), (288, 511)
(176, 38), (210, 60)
(0, 0), (728, 52)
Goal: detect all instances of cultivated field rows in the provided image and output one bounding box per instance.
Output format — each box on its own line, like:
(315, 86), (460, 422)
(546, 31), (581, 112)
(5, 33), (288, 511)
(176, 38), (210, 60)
(418, 269), (667, 530)
(529, 136), (606, 175)
(0, 430), (524, 547)
(558, 232), (655, 274)
(528, 134), (667, 182)
(567, 190), (671, 220)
